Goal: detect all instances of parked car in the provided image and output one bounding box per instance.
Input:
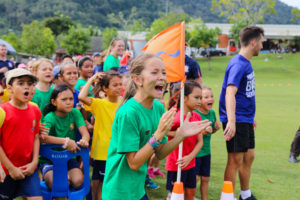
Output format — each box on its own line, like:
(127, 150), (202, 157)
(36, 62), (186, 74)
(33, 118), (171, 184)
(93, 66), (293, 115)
(200, 48), (226, 57)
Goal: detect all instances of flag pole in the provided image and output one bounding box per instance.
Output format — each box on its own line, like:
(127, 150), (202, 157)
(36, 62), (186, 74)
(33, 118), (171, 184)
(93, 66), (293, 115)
(176, 81), (185, 183)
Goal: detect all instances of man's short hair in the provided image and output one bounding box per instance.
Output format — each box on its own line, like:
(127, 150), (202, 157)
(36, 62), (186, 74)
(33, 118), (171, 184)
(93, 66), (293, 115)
(0, 44), (6, 48)
(239, 26), (264, 47)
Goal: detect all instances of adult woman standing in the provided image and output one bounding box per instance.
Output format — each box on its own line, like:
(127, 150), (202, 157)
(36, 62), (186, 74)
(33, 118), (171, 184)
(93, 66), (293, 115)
(103, 38), (125, 72)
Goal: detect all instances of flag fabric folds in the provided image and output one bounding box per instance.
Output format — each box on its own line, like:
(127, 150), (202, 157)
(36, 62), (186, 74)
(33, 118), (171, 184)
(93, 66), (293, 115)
(142, 22), (185, 83)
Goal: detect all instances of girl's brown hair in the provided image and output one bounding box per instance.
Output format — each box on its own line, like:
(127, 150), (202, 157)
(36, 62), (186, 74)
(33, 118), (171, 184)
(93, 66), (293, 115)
(118, 53), (161, 108)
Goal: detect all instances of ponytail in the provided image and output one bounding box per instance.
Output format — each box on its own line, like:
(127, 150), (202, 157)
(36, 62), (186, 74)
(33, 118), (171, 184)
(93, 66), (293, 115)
(118, 79), (136, 109)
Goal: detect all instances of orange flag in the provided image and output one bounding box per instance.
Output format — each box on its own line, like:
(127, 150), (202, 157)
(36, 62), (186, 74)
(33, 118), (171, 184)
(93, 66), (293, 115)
(142, 22), (185, 83)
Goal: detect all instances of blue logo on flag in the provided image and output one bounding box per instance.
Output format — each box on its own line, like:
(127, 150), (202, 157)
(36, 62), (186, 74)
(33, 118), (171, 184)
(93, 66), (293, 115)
(156, 50), (180, 57)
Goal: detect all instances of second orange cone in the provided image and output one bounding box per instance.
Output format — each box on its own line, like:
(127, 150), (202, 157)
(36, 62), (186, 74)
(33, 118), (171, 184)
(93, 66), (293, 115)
(220, 181), (234, 200)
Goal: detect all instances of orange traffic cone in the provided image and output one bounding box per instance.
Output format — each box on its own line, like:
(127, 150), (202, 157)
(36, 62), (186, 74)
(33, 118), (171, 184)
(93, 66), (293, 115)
(170, 182), (184, 200)
(220, 181), (234, 200)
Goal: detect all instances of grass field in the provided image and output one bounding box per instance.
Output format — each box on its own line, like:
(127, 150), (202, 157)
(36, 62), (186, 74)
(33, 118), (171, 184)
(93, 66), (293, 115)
(146, 52), (300, 200)
(15, 53), (300, 200)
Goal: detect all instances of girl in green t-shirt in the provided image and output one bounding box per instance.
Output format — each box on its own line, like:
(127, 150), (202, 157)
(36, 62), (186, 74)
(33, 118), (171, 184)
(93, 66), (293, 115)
(40, 84), (90, 190)
(31, 58), (53, 120)
(195, 86), (221, 200)
(102, 53), (212, 200)
(75, 56), (94, 96)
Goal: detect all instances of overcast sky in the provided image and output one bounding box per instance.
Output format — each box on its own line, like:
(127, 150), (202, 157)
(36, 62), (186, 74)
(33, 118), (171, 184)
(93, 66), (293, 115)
(280, 0), (300, 9)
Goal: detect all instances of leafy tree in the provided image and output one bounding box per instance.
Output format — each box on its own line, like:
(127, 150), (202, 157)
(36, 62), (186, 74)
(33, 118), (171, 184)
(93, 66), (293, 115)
(101, 27), (118, 49)
(88, 25), (100, 37)
(43, 13), (75, 37)
(1, 32), (22, 52)
(108, 7), (146, 37)
(21, 20), (57, 56)
(188, 19), (221, 48)
(291, 8), (300, 23)
(146, 12), (191, 40)
(211, 0), (276, 25)
(60, 25), (91, 55)
(229, 20), (248, 45)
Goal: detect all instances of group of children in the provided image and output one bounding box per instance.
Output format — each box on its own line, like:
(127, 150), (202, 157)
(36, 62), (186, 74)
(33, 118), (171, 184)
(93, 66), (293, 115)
(0, 44), (220, 200)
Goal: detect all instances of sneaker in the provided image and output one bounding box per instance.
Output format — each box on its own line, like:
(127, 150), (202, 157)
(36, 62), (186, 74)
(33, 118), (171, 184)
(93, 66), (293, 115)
(145, 176), (160, 189)
(153, 168), (166, 177)
(289, 154), (298, 163)
(148, 168), (155, 178)
(239, 194), (258, 200)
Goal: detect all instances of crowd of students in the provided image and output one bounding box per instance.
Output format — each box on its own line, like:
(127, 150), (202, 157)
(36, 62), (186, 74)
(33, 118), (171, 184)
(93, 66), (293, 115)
(0, 35), (223, 200)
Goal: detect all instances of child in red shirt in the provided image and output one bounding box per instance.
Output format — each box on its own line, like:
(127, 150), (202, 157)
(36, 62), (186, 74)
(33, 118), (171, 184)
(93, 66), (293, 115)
(0, 68), (42, 199)
(166, 81), (212, 200)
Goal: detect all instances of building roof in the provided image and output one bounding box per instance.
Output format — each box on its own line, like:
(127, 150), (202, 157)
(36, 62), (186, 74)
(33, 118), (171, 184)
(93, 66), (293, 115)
(205, 23), (300, 39)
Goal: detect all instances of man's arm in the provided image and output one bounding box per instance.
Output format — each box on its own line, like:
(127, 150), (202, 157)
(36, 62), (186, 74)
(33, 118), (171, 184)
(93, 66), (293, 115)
(224, 85), (237, 141)
(0, 67), (8, 74)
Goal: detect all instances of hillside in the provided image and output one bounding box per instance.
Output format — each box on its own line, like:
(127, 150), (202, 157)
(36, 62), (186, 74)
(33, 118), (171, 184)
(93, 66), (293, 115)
(0, 0), (299, 35)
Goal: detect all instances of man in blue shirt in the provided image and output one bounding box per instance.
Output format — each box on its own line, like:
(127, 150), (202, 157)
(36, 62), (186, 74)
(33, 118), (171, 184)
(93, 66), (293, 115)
(219, 26), (264, 200)
(185, 55), (202, 85)
(0, 44), (14, 84)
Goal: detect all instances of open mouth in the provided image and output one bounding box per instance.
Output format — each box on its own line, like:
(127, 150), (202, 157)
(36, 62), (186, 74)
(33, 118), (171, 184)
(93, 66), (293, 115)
(155, 85), (164, 92)
(24, 92), (29, 97)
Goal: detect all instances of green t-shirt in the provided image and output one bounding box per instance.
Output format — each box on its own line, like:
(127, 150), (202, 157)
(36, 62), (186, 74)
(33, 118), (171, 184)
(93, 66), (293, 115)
(195, 109), (216, 157)
(102, 98), (167, 200)
(43, 108), (86, 140)
(40, 108), (86, 164)
(103, 54), (120, 71)
(32, 87), (53, 119)
(74, 78), (94, 97)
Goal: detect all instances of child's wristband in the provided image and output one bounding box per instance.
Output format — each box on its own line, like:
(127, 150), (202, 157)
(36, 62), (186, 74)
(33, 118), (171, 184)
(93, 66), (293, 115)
(62, 137), (70, 149)
(152, 134), (162, 144)
(148, 137), (160, 149)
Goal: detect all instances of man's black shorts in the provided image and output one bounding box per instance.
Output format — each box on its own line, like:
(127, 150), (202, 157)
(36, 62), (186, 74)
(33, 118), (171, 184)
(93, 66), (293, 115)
(222, 122), (255, 153)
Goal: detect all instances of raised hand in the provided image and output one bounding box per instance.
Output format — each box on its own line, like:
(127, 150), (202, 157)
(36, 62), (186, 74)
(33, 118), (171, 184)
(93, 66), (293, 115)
(156, 108), (176, 137)
(178, 112), (211, 138)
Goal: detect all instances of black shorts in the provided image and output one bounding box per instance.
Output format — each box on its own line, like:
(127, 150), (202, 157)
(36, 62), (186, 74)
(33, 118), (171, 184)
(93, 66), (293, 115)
(166, 167), (196, 191)
(222, 122), (255, 153)
(92, 160), (106, 181)
(0, 169), (41, 199)
(195, 155), (211, 177)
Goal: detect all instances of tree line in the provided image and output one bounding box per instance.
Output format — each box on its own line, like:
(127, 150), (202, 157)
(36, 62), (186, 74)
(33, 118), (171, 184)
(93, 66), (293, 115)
(1, 0), (300, 57)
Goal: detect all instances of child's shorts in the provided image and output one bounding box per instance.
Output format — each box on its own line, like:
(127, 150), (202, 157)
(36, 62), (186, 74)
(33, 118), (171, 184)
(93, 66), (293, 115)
(195, 154), (211, 177)
(0, 169), (41, 199)
(92, 160), (106, 181)
(166, 167), (196, 191)
(40, 158), (80, 177)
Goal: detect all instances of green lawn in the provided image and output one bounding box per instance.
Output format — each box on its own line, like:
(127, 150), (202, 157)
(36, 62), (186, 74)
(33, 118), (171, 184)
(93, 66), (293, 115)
(15, 53), (300, 200)
(147, 53), (300, 200)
